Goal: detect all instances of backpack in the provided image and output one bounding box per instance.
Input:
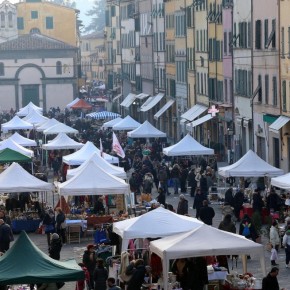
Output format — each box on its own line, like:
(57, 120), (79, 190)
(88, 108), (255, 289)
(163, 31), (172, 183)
(242, 223), (251, 237)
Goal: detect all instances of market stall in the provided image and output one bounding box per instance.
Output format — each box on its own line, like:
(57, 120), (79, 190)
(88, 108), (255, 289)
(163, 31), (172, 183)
(36, 118), (61, 132)
(113, 207), (203, 252)
(86, 111), (121, 120)
(4, 132), (37, 147)
(42, 132), (84, 150)
(127, 120), (167, 138)
(0, 139), (34, 158)
(43, 123), (79, 135)
(63, 141), (119, 165)
(271, 172), (290, 189)
(0, 231), (84, 285)
(162, 134), (214, 156)
(66, 152), (127, 180)
(150, 224), (266, 290)
(66, 97), (80, 109)
(102, 117), (123, 128)
(1, 115), (33, 133)
(112, 115), (141, 131)
(0, 163), (53, 233)
(16, 102), (43, 117)
(23, 109), (48, 125)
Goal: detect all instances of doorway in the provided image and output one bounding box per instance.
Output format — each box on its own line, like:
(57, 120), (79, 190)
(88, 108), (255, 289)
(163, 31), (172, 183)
(22, 85), (40, 107)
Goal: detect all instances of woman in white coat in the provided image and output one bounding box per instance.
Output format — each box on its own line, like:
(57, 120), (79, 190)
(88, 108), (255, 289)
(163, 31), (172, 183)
(270, 220), (280, 251)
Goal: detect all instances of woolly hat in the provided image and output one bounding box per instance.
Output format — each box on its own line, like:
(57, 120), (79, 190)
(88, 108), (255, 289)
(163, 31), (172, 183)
(51, 233), (59, 240)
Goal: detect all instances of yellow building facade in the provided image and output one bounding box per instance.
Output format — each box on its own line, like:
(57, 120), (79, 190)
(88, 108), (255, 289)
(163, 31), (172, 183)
(16, 1), (78, 47)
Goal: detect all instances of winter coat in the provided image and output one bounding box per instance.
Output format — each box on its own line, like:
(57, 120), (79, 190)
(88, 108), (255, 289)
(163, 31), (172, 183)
(93, 266), (108, 290)
(177, 199), (188, 215)
(49, 238), (62, 260)
(193, 193), (206, 210)
(218, 220), (236, 233)
(82, 250), (97, 275)
(187, 170), (197, 187)
(199, 205), (215, 225)
(262, 273), (280, 290)
(224, 189), (234, 207)
(127, 265), (146, 290)
(56, 212), (65, 231)
(269, 226), (280, 246)
(252, 193), (264, 212)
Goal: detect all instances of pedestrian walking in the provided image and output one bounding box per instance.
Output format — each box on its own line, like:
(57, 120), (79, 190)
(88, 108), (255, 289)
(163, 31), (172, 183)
(262, 267), (285, 290)
(193, 188), (205, 219)
(177, 194), (188, 215)
(199, 200), (215, 225)
(49, 233), (62, 261)
(282, 225), (290, 268)
(0, 219), (13, 253)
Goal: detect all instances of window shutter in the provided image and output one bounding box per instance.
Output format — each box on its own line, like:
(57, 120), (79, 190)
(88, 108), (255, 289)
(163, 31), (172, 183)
(255, 20), (262, 49)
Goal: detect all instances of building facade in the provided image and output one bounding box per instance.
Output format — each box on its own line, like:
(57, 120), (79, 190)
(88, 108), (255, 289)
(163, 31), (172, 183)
(0, 0), (18, 43)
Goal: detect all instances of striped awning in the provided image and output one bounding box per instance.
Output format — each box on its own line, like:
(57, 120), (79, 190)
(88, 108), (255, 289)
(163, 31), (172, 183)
(86, 111), (121, 120)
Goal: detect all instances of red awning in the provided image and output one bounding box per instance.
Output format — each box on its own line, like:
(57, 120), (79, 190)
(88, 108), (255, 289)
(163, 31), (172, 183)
(71, 99), (92, 110)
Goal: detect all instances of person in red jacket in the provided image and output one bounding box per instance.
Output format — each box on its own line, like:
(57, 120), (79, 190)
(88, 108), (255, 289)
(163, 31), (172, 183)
(76, 262), (90, 290)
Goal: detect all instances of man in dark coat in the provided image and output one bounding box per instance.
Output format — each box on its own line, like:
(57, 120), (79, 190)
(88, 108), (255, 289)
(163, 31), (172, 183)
(177, 194), (188, 215)
(0, 219), (13, 253)
(262, 267), (281, 290)
(252, 188), (264, 213)
(187, 167), (197, 197)
(193, 189), (206, 219)
(233, 190), (244, 221)
(199, 200), (215, 225)
(49, 233), (62, 260)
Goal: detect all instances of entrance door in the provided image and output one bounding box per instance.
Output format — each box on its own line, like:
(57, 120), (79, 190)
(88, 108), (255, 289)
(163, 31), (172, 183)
(22, 85), (39, 107)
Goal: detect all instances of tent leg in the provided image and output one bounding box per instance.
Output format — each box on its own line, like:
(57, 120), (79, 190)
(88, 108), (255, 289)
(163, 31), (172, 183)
(241, 254), (247, 274)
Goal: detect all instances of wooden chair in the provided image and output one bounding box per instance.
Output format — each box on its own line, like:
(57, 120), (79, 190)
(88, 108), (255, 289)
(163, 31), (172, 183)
(67, 225), (81, 244)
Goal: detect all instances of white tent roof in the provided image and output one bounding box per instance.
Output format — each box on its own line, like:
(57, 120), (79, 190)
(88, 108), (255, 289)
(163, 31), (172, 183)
(113, 207), (203, 251)
(42, 133), (84, 150)
(63, 141), (119, 165)
(67, 152), (126, 180)
(36, 118), (61, 132)
(43, 123), (79, 135)
(163, 134), (214, 156)
(127, 121), (166, 138)
(218, 150), (284, 177)
(1, 116), (33, 132)
(23, 110), (48, 125)
(66, 98), (80, 109)
(16, 102), (43, 117)
(112, 115), (141, 131)
(150, 224), (266, 290)
(0, 163), (53, 193)
(271, 173), (290, 189)
(102, 117), (123, 128)
(58, 159), (129, 196)
(5, 133), (37, 147)
(0, 139), (34, 158)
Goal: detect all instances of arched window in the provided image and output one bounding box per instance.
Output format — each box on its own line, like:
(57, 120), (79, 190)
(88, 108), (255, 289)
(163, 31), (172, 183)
(8, 12), (13, 28)
(30, 27), (41, 34)
(0, 63), (4, 76)
(1, 12), (5, 28)
(56, 61), (62, 75)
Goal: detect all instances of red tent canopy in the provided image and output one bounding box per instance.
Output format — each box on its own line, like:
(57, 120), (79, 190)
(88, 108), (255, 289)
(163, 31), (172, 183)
(71, 99), (92, 110)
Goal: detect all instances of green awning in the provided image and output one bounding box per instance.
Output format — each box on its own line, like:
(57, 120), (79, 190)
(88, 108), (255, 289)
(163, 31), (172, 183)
(263, 114), (278, 124)
(0, 148), (31, 163)
(0, 231), (84, 285)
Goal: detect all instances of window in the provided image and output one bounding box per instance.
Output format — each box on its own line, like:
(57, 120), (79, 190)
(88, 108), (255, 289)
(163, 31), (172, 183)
(265, 75), (269, 104)
(264, 19), (268, 48)
(224, 32), (227, 54)
(30, 28), (40, 34)
(272, 19), (276, 48)
(258, 75), (262, 102)
(272, 76), (277, 106)
(31, 11), (38, 19)
(56, 61), (62, 75)
(17, 17), (24, 30)
(282, 80), (287, 112)
(0, 62), (4, 76)
(1, 12), (5, 28)
(255, 20), (262, 49)
(281, 27), (285, 58)
(8, 12), (13, 28)
(46, 17), (53, 29)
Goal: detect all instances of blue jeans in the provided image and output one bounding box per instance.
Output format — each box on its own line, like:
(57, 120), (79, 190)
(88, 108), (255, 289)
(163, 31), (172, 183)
(172, 178), (179, 194)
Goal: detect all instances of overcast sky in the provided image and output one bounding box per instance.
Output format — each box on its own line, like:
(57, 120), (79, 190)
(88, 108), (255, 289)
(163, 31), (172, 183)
(8, 0), (93, 26)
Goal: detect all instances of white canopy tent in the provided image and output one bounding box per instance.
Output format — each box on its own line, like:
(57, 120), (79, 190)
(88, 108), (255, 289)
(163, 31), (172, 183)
(127, 121), (166, 138)
(4, 132), (37, 147)
(66, 152), (126, 180)
(16, 102), (43, 117)
(43, 123), (79, 135)
(0, 139), (34, 158)
(102, 117), (123, 128)
(113, 207), (203, 251)
(23, 110), (48, 125)
(36, 118), (61, 132)
(1, 116), (33, 132)
(63, 141), (119, 165)
(42, 133), (84, 150)
(163, 134), (214, 156)
(218, 150), (284, 177)
(58, 159), (129, 196)
(150, 224), (266, 290)
(0, 162), (53, 193)
(271, 173), (290, 189)
(112, 115), (141, 131)
(66, 98), (80, 109)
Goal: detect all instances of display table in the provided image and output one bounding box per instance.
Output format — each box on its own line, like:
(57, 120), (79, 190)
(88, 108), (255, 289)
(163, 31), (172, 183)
(208, 271), (228, 281)
(12, 219), (41, 233)
(240, 206), (269, 223)
(66, 219), (87, 231)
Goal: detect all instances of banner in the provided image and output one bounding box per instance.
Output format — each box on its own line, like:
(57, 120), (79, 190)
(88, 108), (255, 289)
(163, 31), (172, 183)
(112, 132), (125, 158)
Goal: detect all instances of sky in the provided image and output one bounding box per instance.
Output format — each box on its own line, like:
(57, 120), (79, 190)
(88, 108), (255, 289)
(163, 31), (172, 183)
(8, 0), (94, 27)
